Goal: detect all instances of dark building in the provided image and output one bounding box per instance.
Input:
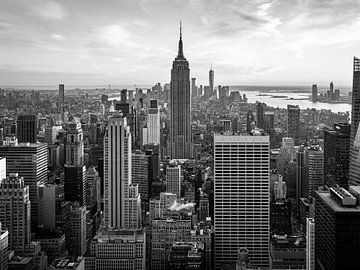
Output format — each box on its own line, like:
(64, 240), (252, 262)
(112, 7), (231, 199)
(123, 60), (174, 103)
(246, 110), (255, 133)
(312, 84), (317, 102)
(17, 114), (37, 143)
(324, 123), (350, 188)
(191, 78), (197, 98)
(349, 57), (360, 185)
(270, 235), (306, 270)
(64, 166), (86, 205)
(296, 146), (305, 211)
(315, 187), (360, 270)
(59, 84), (65, 122)
(169, 23), (192, 159)
(287, 105), (300, 144)
(256, 102), (265, 129)
(168, 242), (205, 270)
(270, 199), (292, 235)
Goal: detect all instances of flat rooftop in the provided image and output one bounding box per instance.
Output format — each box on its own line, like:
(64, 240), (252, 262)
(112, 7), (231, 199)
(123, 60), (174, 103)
(316, 190), (360, 212)
(93, 229), (145, 243)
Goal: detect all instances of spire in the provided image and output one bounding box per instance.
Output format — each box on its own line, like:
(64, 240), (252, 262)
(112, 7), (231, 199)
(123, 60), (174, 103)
(177, 20), (184, 58)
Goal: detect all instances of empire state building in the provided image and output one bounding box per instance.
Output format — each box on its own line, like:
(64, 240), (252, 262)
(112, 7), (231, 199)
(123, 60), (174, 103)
(170, 23), (192, 159)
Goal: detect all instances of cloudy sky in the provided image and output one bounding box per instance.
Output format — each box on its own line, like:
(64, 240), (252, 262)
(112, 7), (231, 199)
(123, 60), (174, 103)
(0, 0), (360, 86)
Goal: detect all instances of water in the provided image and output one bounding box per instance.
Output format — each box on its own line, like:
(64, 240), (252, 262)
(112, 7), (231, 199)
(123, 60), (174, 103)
(238, 90), (351, 113)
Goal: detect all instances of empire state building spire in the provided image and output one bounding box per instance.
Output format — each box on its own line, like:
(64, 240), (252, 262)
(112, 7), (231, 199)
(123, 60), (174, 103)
(177, 21), (184, 58)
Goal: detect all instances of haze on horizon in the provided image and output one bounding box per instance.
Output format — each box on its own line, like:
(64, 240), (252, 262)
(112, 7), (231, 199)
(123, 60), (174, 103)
(0, 0), (359, 87)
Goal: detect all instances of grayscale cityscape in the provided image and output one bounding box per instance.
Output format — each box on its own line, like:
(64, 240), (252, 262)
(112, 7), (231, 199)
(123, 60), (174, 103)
(0, 0), (359, 269)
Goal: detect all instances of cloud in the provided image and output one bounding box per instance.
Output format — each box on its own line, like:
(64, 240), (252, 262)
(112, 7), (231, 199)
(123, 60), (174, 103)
(32, 1), (66, 20)
(51, 33), (66, 41)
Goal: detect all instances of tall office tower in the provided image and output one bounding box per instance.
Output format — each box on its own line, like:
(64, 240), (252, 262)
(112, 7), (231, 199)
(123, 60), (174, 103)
(169, 23), (192, 159)
(296, 146), (305, 211)
(198, 85), (203, 96)
(147, 100), (160, 144)
(85, 229), (146, 270)
(324, 123), (350, 188)
(104, 114), (132, 228)
(166, 160), (181, 197)
(120, 89), (127, 103)
(246, 110), (255, 133)
(287, 105), (300, 144)
(303, 145), (323, 199)
(68, 203), (87, 256)
(128, 184), (141, 229)
(0, 157), (5, 180)
(330, 81), (334, 97)
(17, 114), (37, 143)
(306, 218), (315, 270)
(0, 223), (8, 270)
(349, 57), (360, 185)
(191, 78), (197, 98)
(209, 65), (214, 95)
(151, 218), (191, 270)
(132, 151), (149, 211)
(255, 102), (265, 129)
(0, 143), (47, 229)
(0, 173), (31, 252)
(315, 187), (360, 270)
(64, 119), (86, 206)
(59, 84), (65, 123)
(38, 184), (58, 230)
(198, 193), (209, 221)
(214, 132), (270, 269)
(86, 166), (101, 213)
(312, 84), (317, 102)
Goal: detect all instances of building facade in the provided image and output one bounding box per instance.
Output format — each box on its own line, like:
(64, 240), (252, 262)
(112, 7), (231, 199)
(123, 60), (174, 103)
(214, 132), (270, 269)
(17, 114), (37, 144)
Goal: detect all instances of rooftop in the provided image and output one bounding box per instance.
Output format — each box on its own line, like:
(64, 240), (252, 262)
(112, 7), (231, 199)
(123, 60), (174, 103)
(93, 228), (145, 243)
(316, 190), (360, 212)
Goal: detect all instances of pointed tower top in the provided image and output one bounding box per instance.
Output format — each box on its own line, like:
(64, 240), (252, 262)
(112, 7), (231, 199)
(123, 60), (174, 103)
(177, 21), (184, 58)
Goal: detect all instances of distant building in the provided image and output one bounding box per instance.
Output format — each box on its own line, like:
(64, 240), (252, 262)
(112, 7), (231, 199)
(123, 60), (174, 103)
(209, 66), (214, 95)
(296, 146), (305, 211)
(315, 187), (360, 270)
(191, 78), (197, 98)
(16, 114), (37, 143)
(149, 192), (177, 222)
(287, 105), (300, 144)
(312, 84), (317, 102)
(255, 102), (265, 129)
(132, 150), (149, 211)
(147, 100), (160, 144)
(68, 203), (87, 257)
(85, 229), (146, 270)
(324, 123), (350, 188)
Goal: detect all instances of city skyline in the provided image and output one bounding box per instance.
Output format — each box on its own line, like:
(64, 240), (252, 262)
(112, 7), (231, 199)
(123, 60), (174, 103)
(1, 0), (360, 86)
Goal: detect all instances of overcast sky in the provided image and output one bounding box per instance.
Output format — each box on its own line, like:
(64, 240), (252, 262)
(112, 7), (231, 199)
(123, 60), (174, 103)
(0, 0), (360, 86)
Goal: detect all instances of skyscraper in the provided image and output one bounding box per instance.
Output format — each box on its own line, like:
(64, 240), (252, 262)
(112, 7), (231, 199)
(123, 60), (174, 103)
(104, 114), (132, 228)
(287, 105), (300, 144)
(303, 145), (323, 199)
(0, 143), (47, 229)
(324, 123), (350, 188)
(68, 203), (87, 256)
(59, 84), (65, 123)
(166, 160), (181, 198)
(17, 114), (37, 143)
(0, 173), (31, 252)
(132, 151), (149, 211)
(214, 132), (270, 269)
(147, 100), (160, 144)
(209, 64), (214, 95)
(191, 77), (197, 98)
(296, 146), (305, 211)
(312, 84), (317, 102)
(349, 57), (360, 185)
(306, 218), (315, 270)
(0, 223), (8, 270)
(170, 23), (191, 159)
(256, 102), (265, 129)
(64, 118), (86, 206)
(315, 187), (360, 270)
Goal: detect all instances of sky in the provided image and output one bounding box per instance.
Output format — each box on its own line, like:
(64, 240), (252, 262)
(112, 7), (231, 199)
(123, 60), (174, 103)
(1, 0), (360, 87)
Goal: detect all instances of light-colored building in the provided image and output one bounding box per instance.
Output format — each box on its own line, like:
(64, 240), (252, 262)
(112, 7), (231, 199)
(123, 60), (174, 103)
(151, 218), (191, 270)
(214, 132), (270, 269)
(0, 223), (8, 270)
(132, 151), (149, 207)
(166, 161), (181, 197)
(0, 157), (5, 181)
(303, 145), (323, 199)
(147, 100), (160, 144)
(85, 229), (146, 270)
(69, 203), (87, 256)
(149, 192), (177, 222)
(306, 218), (315, 270)
(128, 184), (142, 229)
(104, 114), (132, 229)
(0, 173), (31, 253)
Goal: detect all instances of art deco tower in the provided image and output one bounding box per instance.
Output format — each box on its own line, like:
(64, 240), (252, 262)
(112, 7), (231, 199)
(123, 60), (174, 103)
(170, 23), (192, 159)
